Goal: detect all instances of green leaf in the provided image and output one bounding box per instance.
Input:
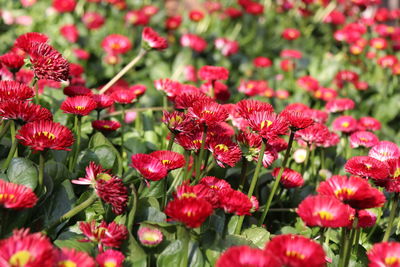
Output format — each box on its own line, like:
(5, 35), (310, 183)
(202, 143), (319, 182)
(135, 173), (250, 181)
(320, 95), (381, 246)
(7, 157), (38, 190)
(242, 226), (270, 248)
(54, 239), (94, 253)
(45, 161), (71, 185)
(189, 241), (205, 267)
(140, 180), (164, 198)
(157, 240), (183, 267)
(93, 145), (116, 169)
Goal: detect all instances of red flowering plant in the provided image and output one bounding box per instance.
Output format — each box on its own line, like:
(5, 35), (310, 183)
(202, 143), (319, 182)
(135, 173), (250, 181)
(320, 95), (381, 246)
(1, 1), (400, 266)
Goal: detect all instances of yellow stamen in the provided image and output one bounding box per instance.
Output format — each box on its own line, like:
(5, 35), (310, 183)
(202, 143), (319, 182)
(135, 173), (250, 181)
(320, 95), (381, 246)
(260, 120), (273, 129)
(385, 256), (400, 265)
(285, 250), (305, 260)
(215, 144), (229, 152)
(334, 187), (354, 198)
(9, 250), (31, 266)
(316, 210), (334, 221)
(58, 260), (77, 267)
(341, 122), (350, 128)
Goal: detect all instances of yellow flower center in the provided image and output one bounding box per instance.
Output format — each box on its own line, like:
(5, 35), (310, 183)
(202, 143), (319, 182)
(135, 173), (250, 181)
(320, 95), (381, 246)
(111, 43), (121, 49)
(341, 122), (350, 128)
(96, 173), (112, 181)
(385, 256), (400, 265)
(185, 210), (193, 217)
(285, 250), (305, 260)
(104, 261), (117, 267)
(75, 106), (85, 111)
(394, 168), (400, 178)
(35, 131), (56, 140)
(0, 193), (15, 202)
(215, 144), (229, 152)
(142, 232), (160, 243)
(181, 192), (197, 199)
(316, 210), (334, 220)
(169, 116), (183, 126)
(359, 137), (368, 142)
(9, 250), (32, 266)
(193, 140), (202, 145)
(364, 163), (372, 170)
(202, 110), (213, 115)
(260, 120), (273, 129)
(334, 187), (354, 198)
(162, 159), (171, 165)
(58, 260), (77, 267)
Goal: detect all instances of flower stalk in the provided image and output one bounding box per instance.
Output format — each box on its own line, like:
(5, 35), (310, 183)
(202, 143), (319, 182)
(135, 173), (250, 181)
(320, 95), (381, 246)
(1, 120), (18, 171)
(382, 193), (399, 242)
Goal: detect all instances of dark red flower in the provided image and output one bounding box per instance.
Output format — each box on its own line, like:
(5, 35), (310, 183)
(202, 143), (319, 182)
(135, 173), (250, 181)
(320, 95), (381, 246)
(79, 221), (128, 249)
(131, 154), (168, 181)
(218, 188), (253, 216)
(189, 10), (205, 22)
(367, 242), (400, 267)
(61, 96), (97, 116)
(0, 80), (34, 101)
(52, 0), (76, 12)
(101, 34), (132, 55)
(180, 34), (207, 52)
(150, 150), (185, 171)
(165, 16), (182, 30)
(54, 248), (96, 267)
(0, 179), (38, 209)
(0, 52), (24, 71)
(198, 66), (229, 81)
(272, 168), (304, 188)
(142, 27), (168, 50)
(187, 100), (228, 126)
(246, 111), (288, 140)
(217, 246), (280, 267)
(253, 56), (272, 68)
(96, 177), (128, 215)
(110, 89), (136, 104)
(345, 156), (389, 180)
(358, 117), (381, 131)
(92, 120), (121, 133)
(14, 32), (48, 53)
(92, 94), (114, 110)
(173, 91), (212, 110)
(60, 24), (79, 43)
(207, 136), (242, 167)
(297, 76), (319, 92)
(16, 120), (74, 151)
(264, 234), (326, 267)
(236, 99), (274, 119)
(280, 109), (314, 131)
(357, 210), (377, 228)
(162, 111), (194, 134)
(295, 123), (330, 145)
(63, 85), (93, 97)
(282, 28), (301, 40)
(82, 12), (105, 29)
(0, 100), (53, 123)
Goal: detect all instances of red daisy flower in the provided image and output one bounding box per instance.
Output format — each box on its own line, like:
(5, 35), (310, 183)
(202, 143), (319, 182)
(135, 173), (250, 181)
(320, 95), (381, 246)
(385, 158), (400, 192)
(165, 197), (213, 228)
(82, 12), (105, 30)
(295, 123), (330, 145)
(110, 89), (137, 104)
(173, 91), (212, 110)
(367, 242), (400, 267)
(325, 98), (355, 113)
(345, 156), (389, 180)
(369, 141), (400, 162)
(131, 154), (168, 181)
(0, 52), (25, 71)
(198, 65), (229, 81)
(236, 99), (274, 119)
(16, 120), (74, 151)
(200, 176), (231, 191)
(175, 129), (207, 151)
(297, 195), (354, 228)
(79, 221), (128, 250)
(60, 24), (79, 43)
(358, 209), (377, 228)
(162, 111), (194, 134)
(332, 115), (358, 133)
(282, 28), (301, 40)
(0, 81), (34, 101)
(304, 109), (328, 124)
(29, 42), (70, 81)
(272, 168), (304, 188)
(180, 34), (207, 52)
(264, 234), (326, 267)
(92, 120), (121, 133)
(297, 76), (319, 92)
(96, 250), (125, 267)
(174, 183), (217, 208)
(207, 136), (242, 167)
(280, 109), (314, 131)
(130, 84), (147, 97)
(96, 177), (128, 215)
(52, 0), (76, 12)
(218, 188), (253, 216)
(253, 56), (272, 68)
(61, 96), (97, 116)
(101, 34), (132, 55)
(154, 78), (182, 99)
(91, 94), (114, 110)
(72, 161), (112, 186)
(149, 150), (185, 171)
(0, 229), (53, 267)
(349, 131), (379, 148)
(217, 246), (280, 267)
(54, 248), (95, 267)
(317, 175), (386, 209)
(187, 100), (228, 126)
(0, 179), (38, 209)
(0, 101), (53, 123)
(63, 85), (93, 97)
(142, 27), (168, 50)
(14, 32), (48, 53)
(357, 117), (381, 131)
(246, 111), (289, 140)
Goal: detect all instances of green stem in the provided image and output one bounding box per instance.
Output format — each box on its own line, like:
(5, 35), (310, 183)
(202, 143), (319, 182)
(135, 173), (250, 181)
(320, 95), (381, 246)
(167, 133), (175, 151)
(353, 228), (361, 257)
(127, 184), (139, 231)
(302, 143), (310, 174)
(194, 125), (208, 183)
(259, 131), (295, 226)
(1, 121), (18, 171)
(37, 152), (45, 194)
(33, 78), (39, 105)
(69, 116), (82, 172)
(47, 191), (97, 232)
(339, 228), (347, 264)
(181, 150), (191, 182)
(383, 193), (399, 242)
(235, 141), (266, 234)
(238, 157), (248, 192)
(135, 102), (142, 134)
(343, 216), (358, 267)
(319, 227), (325, 246)
(0, 120), (11, 143)
(179, 226), (190, 267)
(325, 228), (330, 246)
(320, 148), (326, 170)
(120, 105), (126, 164)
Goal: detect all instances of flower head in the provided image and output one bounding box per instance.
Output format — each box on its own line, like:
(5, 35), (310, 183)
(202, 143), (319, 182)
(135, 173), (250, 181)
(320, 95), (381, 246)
(142, 27), (168, 50)
(149, 150), (185, 171)
(101, 34), (132, 55)
(61, 96), (97, 116)
(92, 120), (121, 133)
(0, 52), (25, 71)
(0, 179), (38, 209)
(63, 85), (92, 97)
(345, 156), (389, 180)
(218, 188), (253, 216)
(54, 248), (95, 267)
(325, 98), (355, 113)
(16, 120), (74, 151)
(217, 246), (280, 267)
(272, 168), (304, 188)
(358, 117), (381, 131)
(367, 242), (400, 267)
(91, 94), (114, 110)
(0, 101), (53, 123)
(14, 32), (48, 53)
(332, 115), (358, 133)
(110, 89), (136, 104)
(187, 100), (228, 126)
(207, 136), (242, 167)
(0, 81), (34, 101)
(198, 66), (229, 81)
(349, 131), (379, 148)
(280, 109), (314, 131)
(131, 154), (168, 181)
(137, 227), (163, 247)
(79, 221), (128, 249)
(96, 250), (125, 267)
(369, 141), (400, 161)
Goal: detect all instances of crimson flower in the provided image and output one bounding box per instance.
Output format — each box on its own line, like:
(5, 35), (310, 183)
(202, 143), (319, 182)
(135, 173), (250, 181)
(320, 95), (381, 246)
(280, 109), (314, 131)
(253, 56), (272, 68)
(92, 120), (121, 133)
(54, 248), (95, 267)
(349, 131), (379, 148)
(165, 197), (213, 228)
(246, 111), (288, 140)
(63, 85), (93, 97)
(131, 154), (168, 181)
(0, 229), (54, 267)
(92, 94), (114, 110)
(367, 242), (400, 267)
(142, 27), (168, 50)
(358, 117), (381, 131)
(345, 156), (389, 180)
(16, 120), (74, 151)
(236, 99), (274, 119)
(149, 150), (185, 171)
(14, 32), (48, 53)
(368, 141), (400, 162)
(297, 195), (354, 228)
(0, 101), (53, 123)
(79, 221), (128, 250)
(0, 52), (24, 71)
(173, 91), (212, 110)
(332, 115), (358, 133)
(162, 111), (194, 134)
(101, 34), (132, 55)
(218, 188), (253, 216)
(384, 158), (400, 192)
(272, 168), (304, 188)
(110, 89), (136, 104)
(82, 12), (105, 29)
(264, 234), (326, 267)
(325, 98), (355, 113)
(187, 100), (228, 126)
(207, 136), (242, 167)
(295, 123), (330, 145)
(216, 246), (280, 267)
(0, 81), (34, 101)
(358, 210), (377, 228)
(61, 96), (97, 116)
(52, 0), (76, 12)
(198, 65), (229, 81)
(60, 24), (79, 43)
(0, 179), (38, 209)
(282, 28), (301, 40)
(96, 250), (125, 267)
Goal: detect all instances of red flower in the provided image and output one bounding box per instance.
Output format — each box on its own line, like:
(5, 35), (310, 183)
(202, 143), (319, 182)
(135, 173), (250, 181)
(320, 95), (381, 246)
(130, 84), (147, 97)
(96, 250), (125, 267)
(0, 179), (38, 209)
(358, 210), (377, 228)
(0, 81), (34, 101)
(367, 242), (400, 267)
(332, 115), (358, 133)
(16, 120), (74, 151)
(198, 66), (229, 81)
(165, 197), (213, 228)
(92, 94), (114, 110)
(207, 136), (242, 167)
(0, 101), (53, 123)
(224, 7), (243, 18)
(384, 158), (400, 192)
(187, 100), (228, 126)
(369, 141), (400, 162)
(272, 168), (304, 188)
(0, 229), (53, 267)
(79, 221), (128, 250)
(345, 156), (389, 180)
(54, 248), (95, 267)
(101, 34), (132, 55)
(349, 131), (379, 148)
(61, 96), (97, 116)
(63, 85), (93, 97)
(218, 188), (253, 216)
(325, 98), (355, 113)
(297, 195), (354, 228)
(14, 32), (48, 53)
(297, 76), (319, 92)
(150, 150), (185, 171)
(60, 24), (79, 43)
(52, 0), (76, 12)
(29, 42), (70, 81)
(214, 38), (239, 57)
(280, 49), (302, 59)
(217, 246), (280, 267)
(253, 56), (272, 68)
(282, 28), (301, 40)
(174, 91), (212, 110)
(162, 111), (194, 134)
(264, 234), (326, 267)
(180, 34), (207, 52)
(246, 111), (288, 140)
(96, 177), (128, 215)
(73, 48), (90, 60)
(110, 89), (136, 104)
(0, 52), (24, 71)
(200, 176), (231, 191)
(165, 16), (182, 30)
(236, 99), (274, 119)
(92, 120), (121, 133)
(82, 12), (105, 29)
(142, 27), (168, 50)
(280, 109), (314, 131)
(317, 175), (386, 209)
(131, 154), (168, 181)
(358, 117), (381, 131)
(189, 10), (205, 21)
